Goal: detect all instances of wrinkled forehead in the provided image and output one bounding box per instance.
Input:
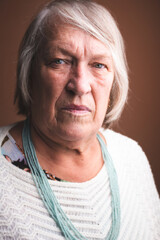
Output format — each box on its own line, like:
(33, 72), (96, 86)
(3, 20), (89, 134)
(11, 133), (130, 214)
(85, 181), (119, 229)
(40, 23), (112, 61)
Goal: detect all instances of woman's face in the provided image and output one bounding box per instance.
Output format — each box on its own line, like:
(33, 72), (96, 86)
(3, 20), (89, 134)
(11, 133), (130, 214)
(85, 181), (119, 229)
(31, 25), (114, 143)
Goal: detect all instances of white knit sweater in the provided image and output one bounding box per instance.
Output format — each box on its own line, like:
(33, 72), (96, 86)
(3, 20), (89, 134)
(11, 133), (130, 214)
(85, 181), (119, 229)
(0, 125), (159, 240)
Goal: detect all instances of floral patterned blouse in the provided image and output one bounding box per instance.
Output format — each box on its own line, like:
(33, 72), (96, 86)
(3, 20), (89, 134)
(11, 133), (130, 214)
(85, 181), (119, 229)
(1, 133), (64, 181)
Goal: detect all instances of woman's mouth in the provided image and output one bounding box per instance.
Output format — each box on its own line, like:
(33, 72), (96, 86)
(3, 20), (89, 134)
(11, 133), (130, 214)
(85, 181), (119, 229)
(61, 104), (91, 115)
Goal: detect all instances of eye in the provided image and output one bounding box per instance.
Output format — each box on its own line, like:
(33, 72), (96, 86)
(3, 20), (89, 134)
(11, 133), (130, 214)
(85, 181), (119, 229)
(47, 58), (70, 69)
(93, 63), (106, 69)
(52, 59), (65, 64)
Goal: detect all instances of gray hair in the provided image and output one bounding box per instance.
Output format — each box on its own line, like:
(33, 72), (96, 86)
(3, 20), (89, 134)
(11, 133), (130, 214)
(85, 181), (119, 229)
(15, 0), (129, 128)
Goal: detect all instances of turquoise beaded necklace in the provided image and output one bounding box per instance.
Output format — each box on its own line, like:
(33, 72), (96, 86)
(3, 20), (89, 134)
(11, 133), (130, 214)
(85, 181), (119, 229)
(22, 118), (120, 240)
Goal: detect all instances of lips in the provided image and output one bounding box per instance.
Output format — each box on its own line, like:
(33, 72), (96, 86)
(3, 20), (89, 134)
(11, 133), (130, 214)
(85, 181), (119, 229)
(61, 104), (91, 112)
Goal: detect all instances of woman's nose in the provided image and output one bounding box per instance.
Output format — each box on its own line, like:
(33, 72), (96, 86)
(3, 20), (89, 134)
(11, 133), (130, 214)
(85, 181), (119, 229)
(66, 64), (92, 96)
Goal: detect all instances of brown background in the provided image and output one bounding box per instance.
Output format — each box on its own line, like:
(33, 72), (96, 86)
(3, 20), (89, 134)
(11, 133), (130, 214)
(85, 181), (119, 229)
(0, 0), (160, 193)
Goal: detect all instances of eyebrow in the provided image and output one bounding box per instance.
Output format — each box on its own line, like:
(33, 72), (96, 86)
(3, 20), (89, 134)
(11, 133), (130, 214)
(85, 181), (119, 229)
(45, 45), (112, 62)
(91, 54), (113, 61)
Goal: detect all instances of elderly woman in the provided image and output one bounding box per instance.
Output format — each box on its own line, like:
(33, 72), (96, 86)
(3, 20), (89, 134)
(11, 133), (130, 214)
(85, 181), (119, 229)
(0, 0), (159, 239)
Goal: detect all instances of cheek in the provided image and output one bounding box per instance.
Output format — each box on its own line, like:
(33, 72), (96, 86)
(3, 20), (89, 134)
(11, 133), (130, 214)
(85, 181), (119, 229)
(33, 70), (67, 105)
(93, 75), (114, 117)
(94, 72), (114, 99)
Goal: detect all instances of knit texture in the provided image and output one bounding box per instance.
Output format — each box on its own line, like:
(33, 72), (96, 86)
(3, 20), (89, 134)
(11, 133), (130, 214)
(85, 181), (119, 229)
(0, 125), (160, 239)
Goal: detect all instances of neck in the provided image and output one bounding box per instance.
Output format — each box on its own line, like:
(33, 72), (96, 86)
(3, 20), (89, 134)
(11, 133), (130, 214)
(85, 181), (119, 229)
(31, 122), (104, 182)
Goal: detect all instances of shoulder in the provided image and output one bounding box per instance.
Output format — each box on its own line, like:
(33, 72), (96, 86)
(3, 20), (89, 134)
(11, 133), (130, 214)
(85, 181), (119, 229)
(0, 123), (15, 135)
(101, 129), (160, 236)
(100, 128), (142, 155)
(101, 128), (154, 174)
(101, 128), (136, 144)
(100, 127), (146, 162)
(100, 128), (156, 190)
(101, 127), (160, 196)
(0, 122), (19, 146)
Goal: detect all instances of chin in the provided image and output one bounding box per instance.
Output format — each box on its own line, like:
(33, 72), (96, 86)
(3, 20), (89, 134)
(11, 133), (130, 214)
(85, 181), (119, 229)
(56, 123), (93, 142)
